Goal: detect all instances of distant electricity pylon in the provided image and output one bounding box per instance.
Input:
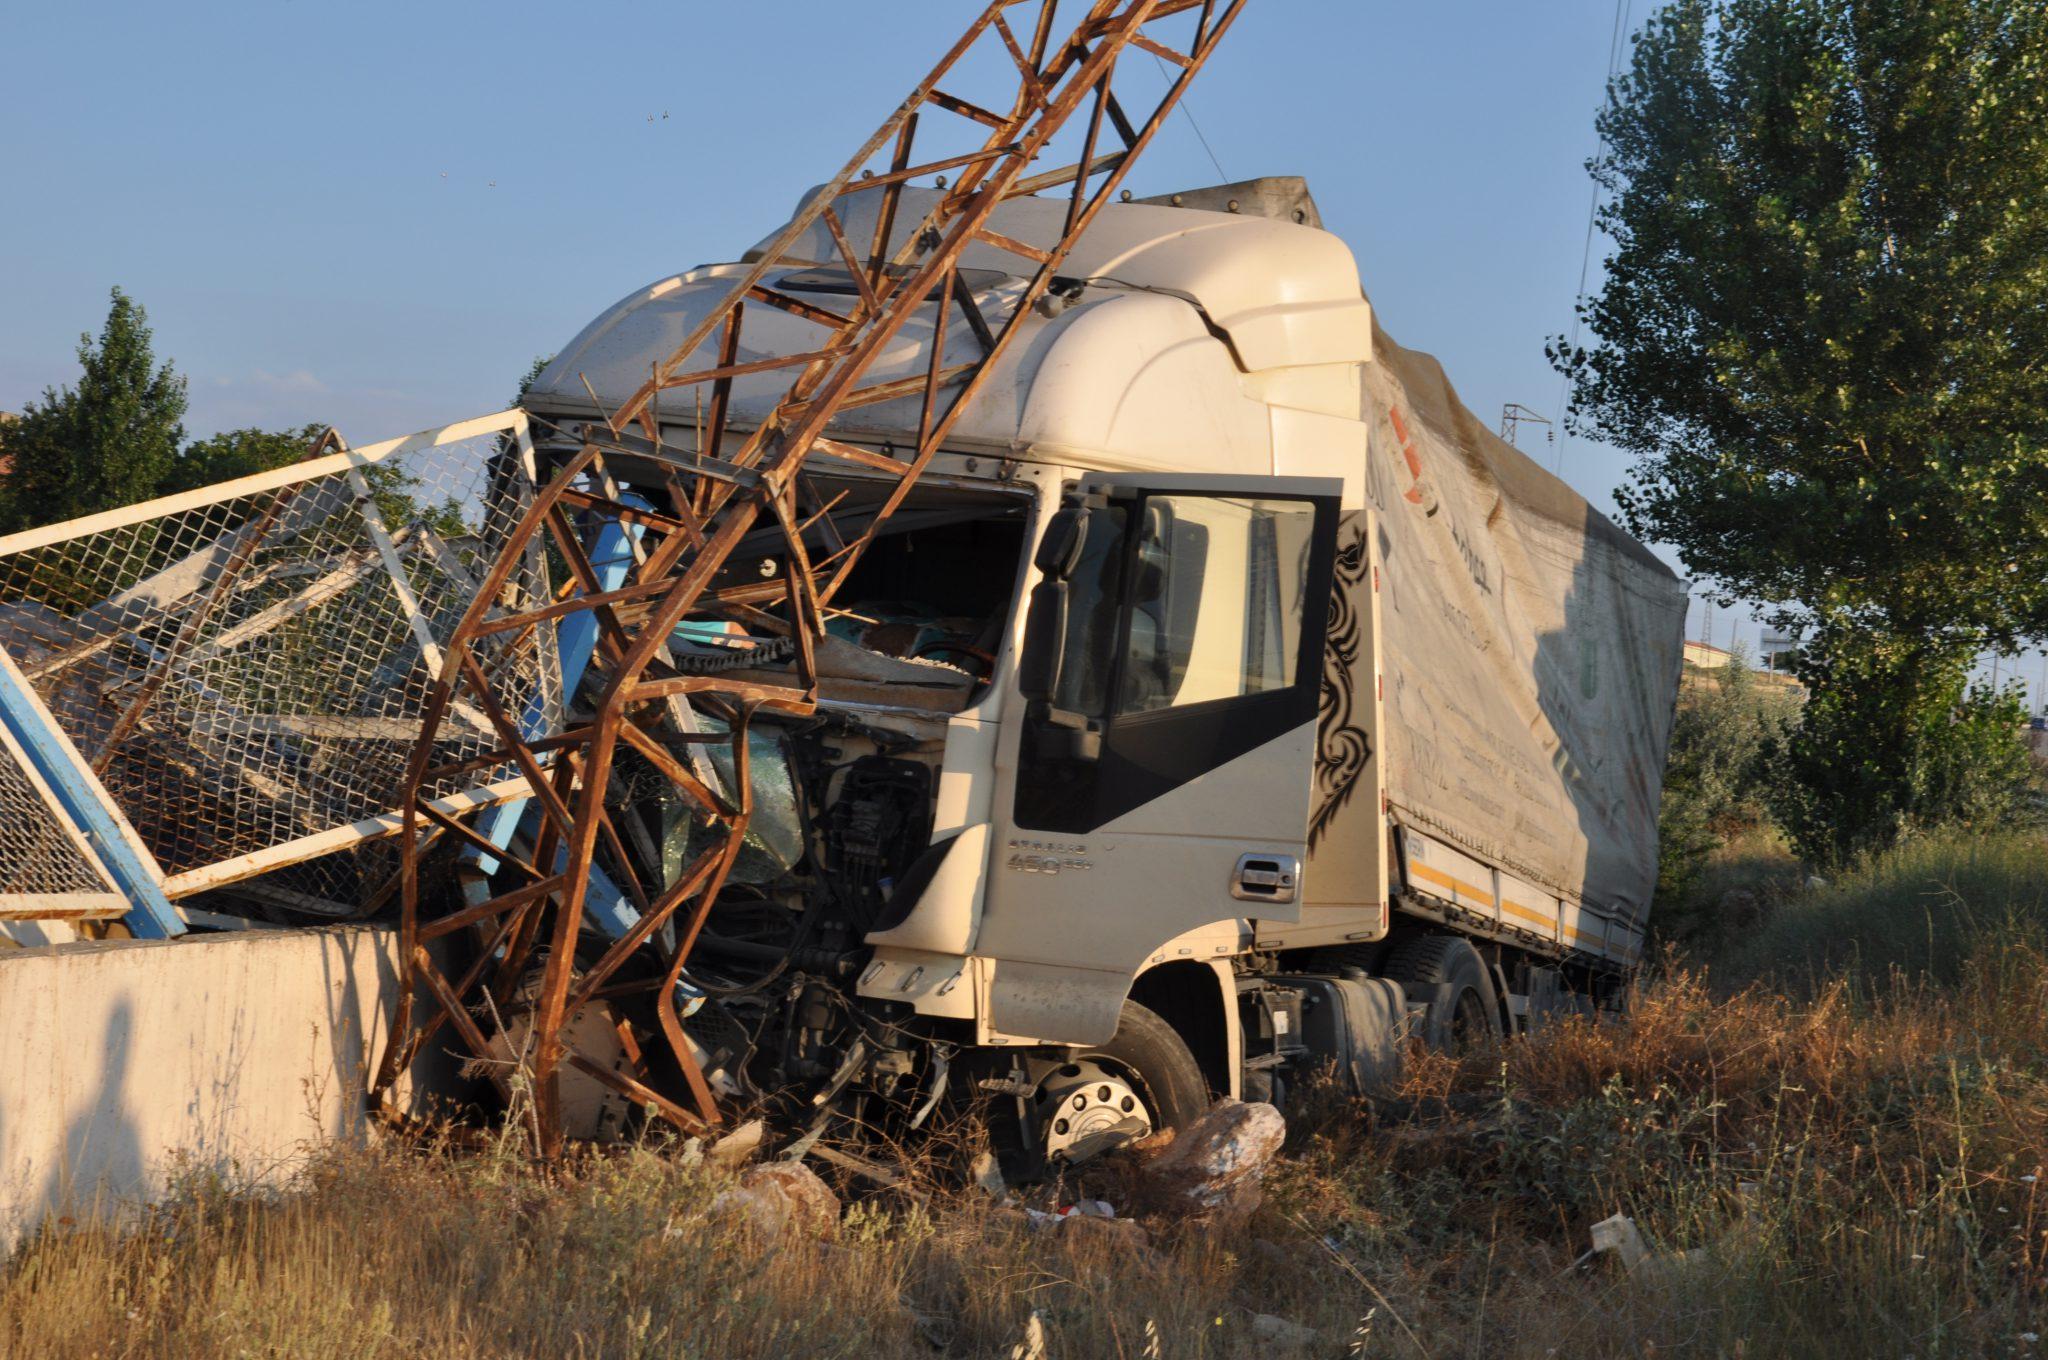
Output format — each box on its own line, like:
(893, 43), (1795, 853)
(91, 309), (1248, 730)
(1500, 402), (1554, 452)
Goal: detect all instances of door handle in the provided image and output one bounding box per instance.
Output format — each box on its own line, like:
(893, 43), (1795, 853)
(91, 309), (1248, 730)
(1230, 852), (1300, 904)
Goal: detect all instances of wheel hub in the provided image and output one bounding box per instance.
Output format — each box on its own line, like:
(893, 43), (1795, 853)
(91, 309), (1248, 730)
(1035, 1060), (1152, 1163)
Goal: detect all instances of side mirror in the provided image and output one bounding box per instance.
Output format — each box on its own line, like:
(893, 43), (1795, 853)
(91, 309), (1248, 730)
(1018, 504), (1089, 706)
(1017, 579), (1067, 704)
(1033, 506), (1089, 577)
(1017, 499), (1113, 761)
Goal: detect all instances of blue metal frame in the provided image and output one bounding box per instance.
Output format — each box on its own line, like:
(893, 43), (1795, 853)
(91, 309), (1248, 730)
(454, 505), (704, 1018)
(0, 656), (184, 938)
(463, 515), (639, 937)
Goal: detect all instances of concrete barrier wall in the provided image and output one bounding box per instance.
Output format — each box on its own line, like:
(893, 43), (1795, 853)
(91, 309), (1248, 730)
(0, 925), (445, 1242)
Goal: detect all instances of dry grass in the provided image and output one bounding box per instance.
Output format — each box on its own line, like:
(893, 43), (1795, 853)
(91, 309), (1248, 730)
(6, 838), (2047, 1357)
(1274, 944), (2048, 1356)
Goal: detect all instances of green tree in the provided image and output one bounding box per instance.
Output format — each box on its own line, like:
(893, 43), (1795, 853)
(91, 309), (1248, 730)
(513, 355), (554, 409)
(1555, 0), (2048, 862)
(158, 424), (325, 496)
(0, 289), (188, 531)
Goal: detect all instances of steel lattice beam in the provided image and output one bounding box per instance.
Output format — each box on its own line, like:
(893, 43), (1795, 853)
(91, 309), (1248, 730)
(375, 0), (1249, 1153)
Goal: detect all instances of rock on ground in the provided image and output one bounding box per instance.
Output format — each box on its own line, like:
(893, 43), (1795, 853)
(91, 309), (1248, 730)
(1137, 1099), (1286, 1220)
(711, 1161), (841, 1239)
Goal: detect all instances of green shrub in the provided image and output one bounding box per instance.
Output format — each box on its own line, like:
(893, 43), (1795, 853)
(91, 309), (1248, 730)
(1774, 622), (2044, 868)
(1655, 647), (1799, 910)
(1717, 831), (2048, 989)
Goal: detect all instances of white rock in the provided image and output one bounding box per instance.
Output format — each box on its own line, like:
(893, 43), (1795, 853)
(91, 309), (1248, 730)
(1142, 1099), (1286, 1212)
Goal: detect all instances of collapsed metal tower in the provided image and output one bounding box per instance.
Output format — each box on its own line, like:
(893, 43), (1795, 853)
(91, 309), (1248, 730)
(375, 0), (1249, 1153)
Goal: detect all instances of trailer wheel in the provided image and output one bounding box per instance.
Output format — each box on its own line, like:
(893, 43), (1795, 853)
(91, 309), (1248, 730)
(1384, 935), (1503, 1053)
(1012, 1000), (1209, 1170)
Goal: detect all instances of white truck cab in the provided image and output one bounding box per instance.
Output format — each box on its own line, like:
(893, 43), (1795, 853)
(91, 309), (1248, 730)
(522, 176), (1683, 1156)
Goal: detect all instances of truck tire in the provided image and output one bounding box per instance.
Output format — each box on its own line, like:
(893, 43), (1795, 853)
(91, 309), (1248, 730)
(1016, 1000), (1209, 1169)
(1383, 934), (1503, 1053)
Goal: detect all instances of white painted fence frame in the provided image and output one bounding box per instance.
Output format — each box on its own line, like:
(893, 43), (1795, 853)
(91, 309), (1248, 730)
(0, 410), (549, 905)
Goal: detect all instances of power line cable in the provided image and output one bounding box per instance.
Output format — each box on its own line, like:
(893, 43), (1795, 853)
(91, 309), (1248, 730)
(1149, 50), (1228, 183)
(1552, 0), (1634, 476)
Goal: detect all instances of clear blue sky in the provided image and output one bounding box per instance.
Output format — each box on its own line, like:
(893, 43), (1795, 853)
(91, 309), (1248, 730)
(0, 0), (1838, 672)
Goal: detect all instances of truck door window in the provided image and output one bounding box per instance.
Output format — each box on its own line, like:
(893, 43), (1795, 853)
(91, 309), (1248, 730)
(1119, 496), (1315, 715)
(1013, 486), (1338, 834)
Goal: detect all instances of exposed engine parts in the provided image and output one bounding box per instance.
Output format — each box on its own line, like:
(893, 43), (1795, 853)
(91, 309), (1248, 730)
(818, 756), (933, 932)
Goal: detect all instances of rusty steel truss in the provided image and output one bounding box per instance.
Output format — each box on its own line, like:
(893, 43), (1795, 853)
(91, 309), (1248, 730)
(374, 0), (1249, 1153)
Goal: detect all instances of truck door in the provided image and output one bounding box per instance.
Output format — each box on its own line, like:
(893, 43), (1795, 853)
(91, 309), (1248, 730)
(974, 473), (1341, 1043)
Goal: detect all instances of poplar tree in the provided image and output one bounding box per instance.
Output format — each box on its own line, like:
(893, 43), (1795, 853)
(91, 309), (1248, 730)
(1555, 0), (2048, 862)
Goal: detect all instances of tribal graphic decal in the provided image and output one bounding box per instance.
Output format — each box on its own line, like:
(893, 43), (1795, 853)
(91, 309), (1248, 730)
(1310, 518), (1373, 849)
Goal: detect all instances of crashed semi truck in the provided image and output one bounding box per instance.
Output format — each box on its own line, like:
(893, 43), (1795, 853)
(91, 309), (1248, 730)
(496, 175), (1688, 1159)
(0, 6), (1683, 1199)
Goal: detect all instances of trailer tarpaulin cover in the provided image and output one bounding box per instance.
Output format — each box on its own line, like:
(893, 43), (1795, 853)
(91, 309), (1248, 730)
(1362, 318), (1686, 926)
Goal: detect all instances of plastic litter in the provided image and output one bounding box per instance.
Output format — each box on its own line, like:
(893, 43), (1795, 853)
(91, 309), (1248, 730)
(1023, 1197), (1117, 1229)
(1588, 1213), (1650, 1271)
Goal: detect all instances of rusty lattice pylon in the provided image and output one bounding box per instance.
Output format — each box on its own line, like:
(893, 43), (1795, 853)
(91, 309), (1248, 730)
(374, 0), (1249, 1154)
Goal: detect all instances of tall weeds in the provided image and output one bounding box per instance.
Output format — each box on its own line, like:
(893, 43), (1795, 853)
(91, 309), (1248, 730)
(5, 836), (2045, 1356)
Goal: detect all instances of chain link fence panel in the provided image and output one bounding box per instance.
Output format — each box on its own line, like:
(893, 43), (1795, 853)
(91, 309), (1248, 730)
(0, 709), (128, 919)
(0, 411), (561, 916)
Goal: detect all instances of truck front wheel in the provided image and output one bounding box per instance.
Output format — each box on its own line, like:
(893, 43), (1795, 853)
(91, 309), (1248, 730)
(1012, 999), (1209, 1169)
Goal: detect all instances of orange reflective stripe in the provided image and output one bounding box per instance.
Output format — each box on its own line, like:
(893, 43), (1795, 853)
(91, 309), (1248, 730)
(1409, 861), (1494, 906)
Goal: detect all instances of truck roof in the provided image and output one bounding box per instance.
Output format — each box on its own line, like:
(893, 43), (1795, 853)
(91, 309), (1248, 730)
(524, 177), (1686, 939)
(525, 178), (1373, 477)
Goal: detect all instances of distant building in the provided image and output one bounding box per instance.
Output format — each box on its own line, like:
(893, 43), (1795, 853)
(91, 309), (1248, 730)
(1681, 638), (1802, 694)
(0, 410), (14, 477)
